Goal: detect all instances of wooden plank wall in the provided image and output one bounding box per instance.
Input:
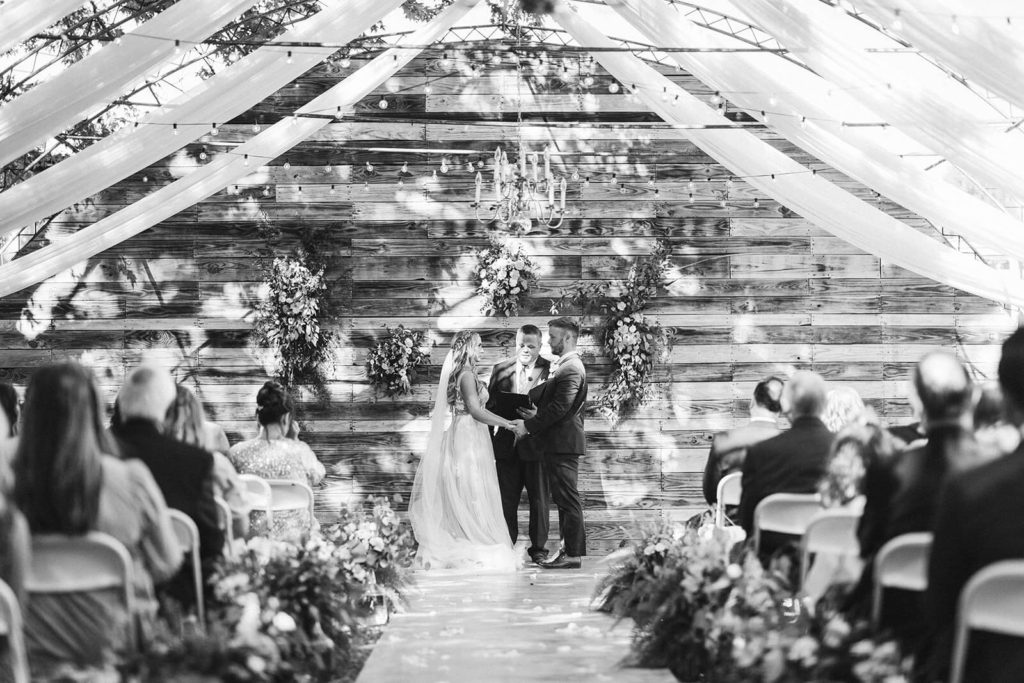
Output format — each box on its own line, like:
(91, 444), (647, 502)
(2, 43), (1018, 553)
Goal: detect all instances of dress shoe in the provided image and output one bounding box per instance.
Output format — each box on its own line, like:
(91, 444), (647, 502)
(540, 550), (581, 569)
(529, 549), (550, 564)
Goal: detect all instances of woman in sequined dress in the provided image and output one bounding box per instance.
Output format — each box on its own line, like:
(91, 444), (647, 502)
(229, 381), (325, 541)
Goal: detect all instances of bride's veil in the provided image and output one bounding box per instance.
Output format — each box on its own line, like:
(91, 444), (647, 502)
(408, 348), (454, 560)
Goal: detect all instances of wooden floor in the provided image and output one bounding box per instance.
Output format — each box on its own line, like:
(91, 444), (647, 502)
(356, 562), (674, 683)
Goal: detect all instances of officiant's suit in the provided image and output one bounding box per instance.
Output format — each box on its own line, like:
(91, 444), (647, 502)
(486, 356), (552, 555)
(524, 354), (588, 557)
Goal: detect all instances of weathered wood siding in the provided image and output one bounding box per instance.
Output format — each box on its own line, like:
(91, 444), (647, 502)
(2, 45), (1017, 552)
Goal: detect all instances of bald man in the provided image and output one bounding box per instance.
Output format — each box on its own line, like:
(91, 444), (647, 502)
(112, 366), (224, 609)
(738, 371), (834, 552)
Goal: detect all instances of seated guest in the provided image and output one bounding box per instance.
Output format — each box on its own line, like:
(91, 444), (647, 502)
(823, 385), (866, 433)
(703, 376), (783, 505)
(922, 330), (1024, 682)
(166, 384), (249, 539)
(230, 381), (325, 540)
(0, 454), (28, 607)
(739, 370), (833, 556)
(112, 366), (223, 609)
(13, 362), (181, 676)
(0, 383), (19, 464)
(852, 351), (978, 650)
(973, 382), (1019, 461)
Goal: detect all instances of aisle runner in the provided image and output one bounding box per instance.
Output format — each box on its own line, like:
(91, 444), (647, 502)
(356, 568), (673, 682)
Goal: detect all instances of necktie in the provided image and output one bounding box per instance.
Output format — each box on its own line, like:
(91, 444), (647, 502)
(519, 364), (530, 393)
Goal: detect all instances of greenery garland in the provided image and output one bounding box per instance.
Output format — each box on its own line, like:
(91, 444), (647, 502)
(551, 239), (672, 424)
(365, 325), (430, 397)
(475, 235), (539, 317)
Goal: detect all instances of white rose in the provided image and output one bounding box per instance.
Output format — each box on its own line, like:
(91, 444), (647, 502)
(272, 612), (297, 632)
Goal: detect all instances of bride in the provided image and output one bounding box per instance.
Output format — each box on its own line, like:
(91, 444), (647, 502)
(409, 330), (521, 571)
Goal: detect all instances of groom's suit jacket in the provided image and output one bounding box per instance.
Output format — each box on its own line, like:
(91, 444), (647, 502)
(524, 355), (587, 457)
(486, 356), (551, 462)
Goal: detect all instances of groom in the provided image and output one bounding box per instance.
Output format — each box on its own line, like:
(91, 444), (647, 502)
(512, 317), (588, 569)
(486, 324), (552, 564)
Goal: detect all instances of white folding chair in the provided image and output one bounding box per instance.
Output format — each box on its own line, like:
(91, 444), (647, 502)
(872, 532), (932, 629)
(239, 473), (273, 528)
(799, 508), (862, 589)
(266, 479), (316, 530)
(715, 472), (742, 527)
(168, 510), (205, 631)
(0, 579), (29, 683)
(214, 495), (234, 556)
(753, 493), (823, 554)
(950, 559), (1024, 683)
(26, 532), (136, 651)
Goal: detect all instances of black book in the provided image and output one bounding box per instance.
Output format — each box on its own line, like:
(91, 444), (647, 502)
(491, 391), (532, 420)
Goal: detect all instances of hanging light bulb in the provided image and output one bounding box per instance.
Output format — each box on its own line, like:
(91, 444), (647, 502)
(173, 39), (181, 56)
(330, 184), (336, 194)
(800, 115), (808, 129)
(142, 174), (148, 183)
(378, 97), (389, 110)
(440, 157), (449, 174)
(341, 56), (351, 68)
(761, 110), (769, 123)
(365, 161), (374, 173)
(688, 193), (694, 204)
(687, 180), (696, 192)
(291, 113), (298, 125)
(232, 185), (239, 195)
(608, 82), (620, 94)
(243, 154), (249, 166)
(297, 185), (303, 195)
(571, 168), (580, 181)
(262, 187), (270, 197)
(252, 121), (261, 134)
(647, 177), (655, 187)
(364, 181), (370, 192)
(325, 163), (332, 173)
(661, 86), (669, 102)
(583, 75), (595, 87)
(199, 147), (208, 161)
(891, 9), (903, 31)
(172, 123), (179, 135)
(726, 177), (734, 190)
(753, 197), (760, 209)
(951, 15), (960, 35)
(286, 50), (293, 64)
(283, 160), (291, 170)
(710, 91), (722, 105)
(609, 173), (617, 184)
(210, 123), (218, 136)
(424, 83), (432, 95)
(432, 169), (438, 180)
(769, 93), (778, 106)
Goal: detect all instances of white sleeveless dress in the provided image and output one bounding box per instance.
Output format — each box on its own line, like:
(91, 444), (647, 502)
(409, 379), (520, 572)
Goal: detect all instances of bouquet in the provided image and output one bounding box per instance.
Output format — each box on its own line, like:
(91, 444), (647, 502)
(476, 236), (538, 317)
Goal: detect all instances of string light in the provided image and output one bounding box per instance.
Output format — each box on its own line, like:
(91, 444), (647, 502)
(661, 86), (669, 102)
(341, 56), (351, 68)
(951, 15), (960, 35)
(365, 161), (374, 173)
(378, 97), (389, 109)
(210, 123), (218, 136)
(172, 123), (179, 135)
(141, 174), (148, 183)
(891, 9), (903, 31)
(243, 154), (249, 166)
(283, 160), (291, 170)
(324, 163), (332, 173)
(286, 50), (293, 64)
(199, 146), (207, 161)
(608, 82), (620, 94)
(262, 187), (270, 197)
(252, 121), (261, 134)
(297, 185), (303, 195)
(330, 184), (336, 194)
(571, 169), (580, 181)
(172, 39), (181, 55)
(753, 197), (760, 209)
(710, 91), (722, 105)
(583, 176), (590, 188)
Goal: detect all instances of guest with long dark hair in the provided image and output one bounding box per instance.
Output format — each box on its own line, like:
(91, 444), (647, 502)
(13, 362), (181, 676)
(229, 381), (325, 540)
(0, 381), (27, 604)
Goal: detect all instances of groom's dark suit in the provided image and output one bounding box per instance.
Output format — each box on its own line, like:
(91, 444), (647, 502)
(524, 354), (587, 557)
(486, 356), (552, 554)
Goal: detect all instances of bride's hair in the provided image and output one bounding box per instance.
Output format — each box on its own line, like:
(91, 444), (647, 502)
(447, 330), (481, 406)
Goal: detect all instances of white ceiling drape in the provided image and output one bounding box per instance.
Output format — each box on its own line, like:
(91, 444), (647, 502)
(0, 0), (402, 239)
(0, 0), (87, 52)
(731, 0), (1024, 204)
(550, 0), (1024, 307)
(855, 0), (1024, 113)
(0, 0), (261, 168)
(607, 0), (1024, 260)
(0, 0), (483, 299)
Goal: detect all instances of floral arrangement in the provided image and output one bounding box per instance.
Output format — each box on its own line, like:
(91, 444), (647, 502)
(552, 239), (672, 424)
(475, 236), (538, 317)
(321, 497), (418, 615)
(595, 524), (911, 682)
(365, 325), (430, 397)
(252, 255), (336, 387)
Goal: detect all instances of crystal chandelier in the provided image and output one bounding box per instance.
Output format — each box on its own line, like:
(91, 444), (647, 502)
(474, 144), (567, 231)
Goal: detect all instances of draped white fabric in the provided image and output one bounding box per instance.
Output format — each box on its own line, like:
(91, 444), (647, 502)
(0, 0), (483, 299)
(0, 0), (86, 52)
(731, 0), (1024, 203)
(0, 0), (399, 239)
(856, 0), (1024, 113)
(608, 0), (1024, 260)
(0, 0), (261, 168)
(550, 1), (1024, 307)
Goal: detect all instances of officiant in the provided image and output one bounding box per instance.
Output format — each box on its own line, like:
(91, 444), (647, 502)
(486, 324), (552, 564)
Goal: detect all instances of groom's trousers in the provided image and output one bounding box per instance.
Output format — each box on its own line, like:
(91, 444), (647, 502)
(496, 457), (549, 553)
(545, 454), (586, 557)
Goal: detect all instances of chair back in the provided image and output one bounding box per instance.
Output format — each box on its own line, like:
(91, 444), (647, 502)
(950, 560), (1024, 683)
(26, 532), (135, 650)
(799, 508), (861, 589)
(214, 495), (234, 556)
(871, 532), (932, 629)
(169, 510), (205, 631)
(239, 473), (273, 526)
(266, 479), (316, 523)
(0, 579), (29, 683)
(715, 472), (742, 527)
(753, 493), (822, 553)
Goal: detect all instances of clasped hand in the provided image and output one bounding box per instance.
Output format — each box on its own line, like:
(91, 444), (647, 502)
(508, 404), (536, 439)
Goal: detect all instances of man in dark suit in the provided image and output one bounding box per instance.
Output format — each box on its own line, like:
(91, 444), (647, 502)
(112, 366), (224, 608)
(922, 328), (1024, 682)
(512, 317), (587, 569)
(703, 375), (784, 505)
(739, 370), (833, 556)
(486, 324), (552, 564)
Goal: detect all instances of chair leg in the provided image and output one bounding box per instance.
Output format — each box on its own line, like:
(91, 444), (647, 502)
(949, 623), (969, 683)
(870, 582), (883, 632)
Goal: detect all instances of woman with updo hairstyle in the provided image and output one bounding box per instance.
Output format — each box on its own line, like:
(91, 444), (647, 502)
(228, 381), (325, 540)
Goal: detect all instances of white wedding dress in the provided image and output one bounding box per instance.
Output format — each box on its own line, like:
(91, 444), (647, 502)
(409, 353), (520, 572)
